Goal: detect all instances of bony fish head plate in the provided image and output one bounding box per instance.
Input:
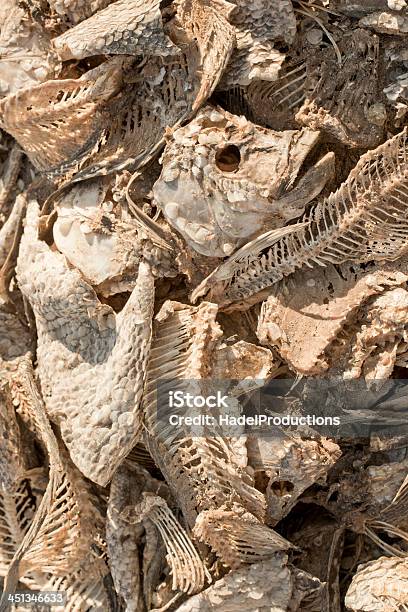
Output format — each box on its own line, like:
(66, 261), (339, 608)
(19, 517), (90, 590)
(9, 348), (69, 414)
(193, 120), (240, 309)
(153, 107), (321, 257)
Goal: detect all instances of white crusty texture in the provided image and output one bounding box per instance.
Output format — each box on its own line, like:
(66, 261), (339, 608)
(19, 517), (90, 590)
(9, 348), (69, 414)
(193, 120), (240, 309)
(220, 0), (296, 88)
(53, 177), (141, 293)
(0, 1), (57, 97)
(345, 556), (408, 611)
(257, 261), (408, 376)
(345, 286), (408, 380)
(52, 0), (179, 61)
(174, 556), (293, 611)
(154, 106), (332, 257)
(247, 435), (341, 524)
(174, 554), (312, 611)
(49, 0), (113, 24)
(192, 128), (408, 309)
(16, 200), (155, 486)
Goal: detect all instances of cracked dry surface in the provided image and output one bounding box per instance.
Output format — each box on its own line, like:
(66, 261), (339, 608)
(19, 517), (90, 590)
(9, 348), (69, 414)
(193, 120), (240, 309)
(1, 1), (408, 611)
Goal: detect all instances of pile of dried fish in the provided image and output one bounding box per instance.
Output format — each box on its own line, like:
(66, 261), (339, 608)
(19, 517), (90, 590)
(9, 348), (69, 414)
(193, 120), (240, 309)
(1, 0), (408, 610)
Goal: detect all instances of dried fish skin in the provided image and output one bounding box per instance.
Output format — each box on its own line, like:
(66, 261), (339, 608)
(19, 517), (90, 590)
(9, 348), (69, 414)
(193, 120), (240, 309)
(106, 463), (150, 612)
(345, 556), (408, 611)
(0, 384), (25, 493)
(154, 106), (329, 257)
(247, 435), (341, 524)
(193, 504), (294, 569)
(173, 554), (325, 612)
(345, 286), (408, 380)
(61, 47), (216, 185)
(49, 0), (113, 25)
(0, 358), (107, 601)
(108, 462), (208, 607)
(330, 1), (393, 17)
(16, 201), (155, 486)
(173, 0), (236, 110)
(173, 555), (292, 611)
(2, 25), (229, 186)
(2, 0), (408, 607)
(211, 340), (276, 380)
(192, 128), (408, 310)
(0, 193), (26, 269)
(219, 0), (296, 88)
(52, 177), (143, 293)
(0, 58), (124, 177)
(0, 299), (32, 366)
(257, 261), (408, 376)
(52, 0), (179, 61)
(0, 143), (24, 220)
(0, 1), (57, 98)
(360, 8), (408, 34)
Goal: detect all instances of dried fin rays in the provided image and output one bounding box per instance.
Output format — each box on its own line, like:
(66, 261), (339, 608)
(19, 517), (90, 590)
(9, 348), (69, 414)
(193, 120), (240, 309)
(2, 1), (408, 609)
(174, 0), (236, 110)
(0, 357), (104, 609)
(0, 60), (124, 176)
(107, 461), (207, 609)
(144, 301), (291, 569)
(193, 128), (408, 308)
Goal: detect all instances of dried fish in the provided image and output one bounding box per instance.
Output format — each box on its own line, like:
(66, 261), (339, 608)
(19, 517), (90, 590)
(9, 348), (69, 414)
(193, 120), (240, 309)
(16, 200), (155, 485)
(49, 0), (113, 25)
(192, 128), (408, 309)
(52, 0), (179, 61)
(0, 1), (57, 97)
(257, 260), (408, 375)
(0, 356), (106, 606)
(1, 2), (408, 609)
(174, 553), (326, 611)
(219, 0), (296, 88)
(345, 556), (408, 611)
(154, 105), (333, 257)
(296, 29), (384, 148)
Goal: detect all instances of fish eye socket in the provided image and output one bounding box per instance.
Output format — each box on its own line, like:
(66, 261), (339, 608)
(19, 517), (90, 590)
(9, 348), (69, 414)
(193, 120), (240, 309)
(215, 144), (241, 172)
